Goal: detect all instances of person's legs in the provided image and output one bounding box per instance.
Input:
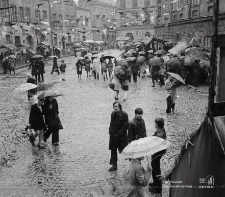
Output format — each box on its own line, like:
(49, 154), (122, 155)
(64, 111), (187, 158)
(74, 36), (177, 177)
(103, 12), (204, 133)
(150, 155), (162, 193)
(133, 73), (137, 82)
(13, 67), (15, 75)
(38, 74), (41, 82)
(86, 71), (88, 78)
(114, 90), (119, 100)
(41, 73), (44, 82)
(52, 124), (59, 144)
(166, 95), (172, 114)
(109, 149), (118, 171)
(152, 76), (155, 87)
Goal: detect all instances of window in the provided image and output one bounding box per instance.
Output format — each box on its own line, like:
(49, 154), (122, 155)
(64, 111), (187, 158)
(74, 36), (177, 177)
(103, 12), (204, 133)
(35, 9), (40, 19)
(6, 35), (11, 44)
(132, 0), (138, 8)
(19, 7), (24, 22)
(52, 13), (57, 21)
(25, 8), (30, 22)
(58, 14), (62, 21)
(10, 6), (17, 21)
(43, 11), (47, 20)
(15, 36), (21, 47)
(145, 0), (150, 7)
(120, 0), (125, 8)
(54, 37), (57, 46)
(1, 0), (9, 17)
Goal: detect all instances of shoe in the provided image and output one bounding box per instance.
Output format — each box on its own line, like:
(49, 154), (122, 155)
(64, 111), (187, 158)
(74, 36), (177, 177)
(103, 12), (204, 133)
(148, 186), (161, 194)
(37, 143), (45, 149)
(29, 136), (35, 146)
(52, 142), (59, 146)
(108, 165), (117, 171)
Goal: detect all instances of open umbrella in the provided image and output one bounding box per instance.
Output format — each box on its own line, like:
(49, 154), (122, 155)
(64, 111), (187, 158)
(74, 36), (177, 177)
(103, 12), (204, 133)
(78, 57), (84, 60)
(149, 58), (163, 67)
(121, 136), (170, 159)
(117, 59), (128, 67)
(139, 51), (145, 55)
(155, 50), (167, 55)
(31, 54), (43, 59)
(126, 57), (136, 61)
(167, 72), (186, 84)
(124, 52), (133, 57)
(125, 44), (131, 47)
(81, 47), (89, 51)
(48, 56), (58, 59)
(37, 90), (63, 100)
(102, 55), (114, 59)
(136, 56), (145, 64)
(8, 55), (17, 59)
(92, 54), (100, 58)
(14, 83), (37, 92)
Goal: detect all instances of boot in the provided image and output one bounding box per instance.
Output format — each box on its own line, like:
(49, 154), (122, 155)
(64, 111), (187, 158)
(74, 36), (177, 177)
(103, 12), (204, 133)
(108, 165), (117, 171)
(172, 104), (175, 112)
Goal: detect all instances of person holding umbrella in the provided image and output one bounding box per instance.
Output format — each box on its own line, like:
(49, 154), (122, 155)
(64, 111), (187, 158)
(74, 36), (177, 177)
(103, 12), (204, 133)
(149, 118), (166, 194)
(42, 95), (61, 146)
(28, 96), (46, 148)
(76, 57), (84, 79)
(84, 56), (91, 78)
(108, 101), (129, 171)
(50, 57), (60, 75)
(165, 73), (183, 114)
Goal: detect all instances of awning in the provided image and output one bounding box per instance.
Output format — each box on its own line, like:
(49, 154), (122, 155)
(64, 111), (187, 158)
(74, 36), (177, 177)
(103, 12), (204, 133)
(17, 43), (31, 48)
(116, 37), (130, 41)
(0, 44), (16, 50)
(39, 41), (50, 46)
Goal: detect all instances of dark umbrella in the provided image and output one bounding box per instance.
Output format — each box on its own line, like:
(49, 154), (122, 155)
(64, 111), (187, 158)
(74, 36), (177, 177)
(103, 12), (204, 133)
(167, 58), (184, 73)
(149, 58), (163, 66)
(102, 55), (114, 59)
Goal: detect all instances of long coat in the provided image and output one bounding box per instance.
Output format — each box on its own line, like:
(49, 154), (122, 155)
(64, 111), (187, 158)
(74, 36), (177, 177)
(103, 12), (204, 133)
(29, 104), (45, 131)
(42, 99), (59, 127)
(76, 61), (83, 74)
(109, 110), (128, 153)
(128, 118), (147, 144)
(31, 62), (38, 75)
(37, 61), (45, 74)
(84, 59), (91, 72)
(126, 159), (151, 197)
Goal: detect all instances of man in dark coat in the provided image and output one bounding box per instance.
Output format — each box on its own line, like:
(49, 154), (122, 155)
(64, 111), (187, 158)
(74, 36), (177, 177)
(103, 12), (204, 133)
(37, 58), (45, 82)
(128, 108), (147, 144)
(149, 118), (166, 194)
(108, 101), (128, 171)
(29, 97), (46, 148)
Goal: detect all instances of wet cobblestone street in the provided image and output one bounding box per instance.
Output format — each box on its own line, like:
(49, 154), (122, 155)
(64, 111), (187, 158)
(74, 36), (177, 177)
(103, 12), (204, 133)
(0, 50), (208, 197)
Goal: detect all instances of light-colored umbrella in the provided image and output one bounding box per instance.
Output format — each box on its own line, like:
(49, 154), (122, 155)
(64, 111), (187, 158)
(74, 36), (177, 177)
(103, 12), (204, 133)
(31, 54), (43, 59)
(122, 136), (170, 159)
(8, 55), (17, 59)
(92, 54), (100, 58)
(155, 49), (167, 55)
(136, 56), (145, 63)
(78, 57), (84, 60)
(124, 52), (133, 57)
(14, 83), (37, 92)
(167, 72), (186, 84)
(37, 91), (63, 100)
(126, 57), (136, 61)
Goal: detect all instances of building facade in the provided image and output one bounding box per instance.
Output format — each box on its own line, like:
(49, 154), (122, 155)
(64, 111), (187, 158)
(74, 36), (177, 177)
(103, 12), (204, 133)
(115, 0), (156, 42)
(154, 0), (225, 47)
(75, 0), (92, 41)
(0, 0), (78, 52)
(89, 0), (116, 41)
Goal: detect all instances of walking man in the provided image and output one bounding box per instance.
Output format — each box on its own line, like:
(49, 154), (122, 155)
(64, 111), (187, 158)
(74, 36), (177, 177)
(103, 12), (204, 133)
(59, 59), (66, 81)
(149, 118), (167, 194)
(108, 101), (128, 171)
(128, 108), (147, 144)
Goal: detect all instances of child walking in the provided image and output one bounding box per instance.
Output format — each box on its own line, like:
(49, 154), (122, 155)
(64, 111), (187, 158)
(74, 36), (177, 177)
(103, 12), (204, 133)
(59, 59), (66, 81)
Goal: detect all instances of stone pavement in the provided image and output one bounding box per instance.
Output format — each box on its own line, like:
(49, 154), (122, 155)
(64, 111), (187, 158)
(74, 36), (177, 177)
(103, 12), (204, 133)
(0, 50), (208, 197)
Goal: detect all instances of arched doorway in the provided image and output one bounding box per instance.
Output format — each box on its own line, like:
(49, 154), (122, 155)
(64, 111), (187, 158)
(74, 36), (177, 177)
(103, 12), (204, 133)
(126, 33), (133, 41)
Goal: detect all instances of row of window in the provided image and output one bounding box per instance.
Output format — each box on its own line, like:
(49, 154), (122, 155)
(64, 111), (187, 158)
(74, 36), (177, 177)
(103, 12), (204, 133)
(120, 0), (155, 8)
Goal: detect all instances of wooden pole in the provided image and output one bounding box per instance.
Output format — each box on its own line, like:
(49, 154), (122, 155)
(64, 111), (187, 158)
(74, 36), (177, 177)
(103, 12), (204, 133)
(208, 0), (219, 121)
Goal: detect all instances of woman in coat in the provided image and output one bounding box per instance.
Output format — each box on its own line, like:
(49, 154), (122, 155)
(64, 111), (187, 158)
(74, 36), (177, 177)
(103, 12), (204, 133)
(29, 97), (46, 148)
(37, 58), (45, 82)
(126, 157), (152, 197)
(42, 96), (61, 145)
(84, 57), (91, 78)
(76, 59), (84, 79)
(31, 59), (38, 83)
